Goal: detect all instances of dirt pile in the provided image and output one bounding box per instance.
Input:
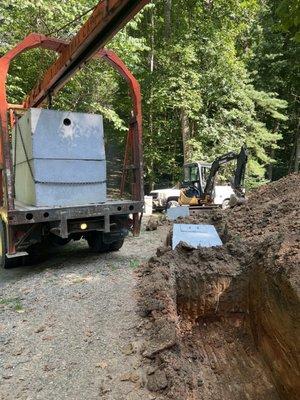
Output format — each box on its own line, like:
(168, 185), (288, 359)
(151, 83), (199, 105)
(137, 174), (300, 400)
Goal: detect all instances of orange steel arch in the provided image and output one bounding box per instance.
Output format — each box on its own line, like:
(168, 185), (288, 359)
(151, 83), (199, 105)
(0, 34), (143, 236)
(97, 49), (143, 202)
(0, 33), (67, 209)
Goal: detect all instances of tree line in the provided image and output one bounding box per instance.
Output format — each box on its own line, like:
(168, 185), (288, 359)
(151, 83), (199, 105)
(0, 0), (299, 191)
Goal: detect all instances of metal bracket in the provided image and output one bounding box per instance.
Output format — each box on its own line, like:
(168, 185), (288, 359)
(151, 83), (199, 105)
(60, 211), (68, 238)
(104, 214), (110, 233)
(6, 251), (28, 259)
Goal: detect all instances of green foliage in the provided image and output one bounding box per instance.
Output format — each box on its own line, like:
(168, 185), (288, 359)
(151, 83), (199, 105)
(247, 0), (300, 178)
(0, 0), (296, 190)
(129, 259), (140, 269)
(0, 297), (23, 312)
(276, 0), (300, 41)
(135, 0), (289, 188)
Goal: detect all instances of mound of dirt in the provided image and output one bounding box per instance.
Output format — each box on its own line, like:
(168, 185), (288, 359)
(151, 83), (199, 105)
(137, 174), (300, 400)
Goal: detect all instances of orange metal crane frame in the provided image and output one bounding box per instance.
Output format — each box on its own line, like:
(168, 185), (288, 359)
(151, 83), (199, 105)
(25, 0), (149, 108)
(0, 0), (149, 251)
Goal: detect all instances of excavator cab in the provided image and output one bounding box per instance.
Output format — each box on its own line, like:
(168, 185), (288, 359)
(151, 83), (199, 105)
(179, 145), (248, 207)
(182, 163), (211, 194)
(180, 162), (213, 206)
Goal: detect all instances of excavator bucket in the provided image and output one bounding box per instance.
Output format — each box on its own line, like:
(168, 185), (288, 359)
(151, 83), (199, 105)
(179, 190), (199, 206)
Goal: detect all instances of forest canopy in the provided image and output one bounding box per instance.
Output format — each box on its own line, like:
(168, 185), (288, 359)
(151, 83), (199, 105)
(0, 0), (299, 190)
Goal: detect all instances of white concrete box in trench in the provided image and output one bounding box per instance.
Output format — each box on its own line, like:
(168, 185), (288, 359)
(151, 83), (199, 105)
(13, 108), (107, 207)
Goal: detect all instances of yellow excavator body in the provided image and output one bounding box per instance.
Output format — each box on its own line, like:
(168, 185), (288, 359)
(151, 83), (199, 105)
(179, 190), (199, 206)
(178, 145), (248, 209)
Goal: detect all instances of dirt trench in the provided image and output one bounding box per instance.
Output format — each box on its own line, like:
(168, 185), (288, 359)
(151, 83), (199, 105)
(138, 174), (300, 400)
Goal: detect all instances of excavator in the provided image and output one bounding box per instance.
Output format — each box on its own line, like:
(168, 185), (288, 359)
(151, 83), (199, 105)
(179, 145), (249, 209)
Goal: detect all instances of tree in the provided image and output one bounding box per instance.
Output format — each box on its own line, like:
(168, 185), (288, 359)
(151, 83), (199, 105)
(0, 0), (295, 190)
(248, 0), (300, 175)
(132, 0), (288, 187)
(276, 0), (300, 42)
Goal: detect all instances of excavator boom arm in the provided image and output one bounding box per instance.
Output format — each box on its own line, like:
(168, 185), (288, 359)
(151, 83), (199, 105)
(203, 146), (248, 198)
(203, 151), (239, 197)
(232, 145), (248, 196)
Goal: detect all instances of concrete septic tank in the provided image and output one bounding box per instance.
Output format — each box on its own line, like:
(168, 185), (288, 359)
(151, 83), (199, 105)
(13, 108), (107, 207)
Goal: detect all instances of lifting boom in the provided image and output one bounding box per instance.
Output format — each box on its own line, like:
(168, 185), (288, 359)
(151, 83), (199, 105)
(25, 0), (150, 108)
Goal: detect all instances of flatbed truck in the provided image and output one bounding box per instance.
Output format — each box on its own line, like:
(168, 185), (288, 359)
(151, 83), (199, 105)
(0, 1), (149, 267)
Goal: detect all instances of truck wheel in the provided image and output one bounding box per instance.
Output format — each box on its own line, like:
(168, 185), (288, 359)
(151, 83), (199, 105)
(87, 232), (110, 253)
(222, 199), (230, 210)
(48, 234), (71, 247)
(166, 200), (179, 209)
(0, 220), (17, 269)
(109, 238), (124, 252)
(25, 243), (49, 265)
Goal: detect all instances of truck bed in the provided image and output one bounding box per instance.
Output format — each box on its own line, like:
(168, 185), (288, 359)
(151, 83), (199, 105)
(7, 199), (143, 225)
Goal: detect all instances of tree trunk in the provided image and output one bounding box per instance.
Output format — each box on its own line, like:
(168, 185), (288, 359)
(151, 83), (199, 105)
(268, 148), (275, 181)
(164, 0), (172, 38)
(268, 121), (279, 180)
(180, 109), (190, 163)
(148, 1), (155, 191)
(294, 117), (300, 172)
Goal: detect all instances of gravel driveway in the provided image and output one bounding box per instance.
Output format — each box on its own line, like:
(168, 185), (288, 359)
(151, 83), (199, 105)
(0, 220), (167, 400)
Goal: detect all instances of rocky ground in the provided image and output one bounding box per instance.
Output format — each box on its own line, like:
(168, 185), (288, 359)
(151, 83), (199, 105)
(0, 220), (168, 400)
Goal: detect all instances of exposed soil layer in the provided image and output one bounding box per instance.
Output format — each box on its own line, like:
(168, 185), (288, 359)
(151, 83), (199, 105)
(137, 174), (300, 400)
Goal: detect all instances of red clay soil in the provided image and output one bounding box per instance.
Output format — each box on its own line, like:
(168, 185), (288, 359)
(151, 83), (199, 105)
(137, 174), (300, 400)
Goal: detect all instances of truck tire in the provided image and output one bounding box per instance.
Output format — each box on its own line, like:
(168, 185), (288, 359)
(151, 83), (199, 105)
(222, 199), (230, 210)
(109, 238), (124, 252)
(25, 243), (49, 265)
(166, 198), (179, 210)
(87, 232), (110, 253)
(0, 220), (18, 269)
(87, 232), (126, 253)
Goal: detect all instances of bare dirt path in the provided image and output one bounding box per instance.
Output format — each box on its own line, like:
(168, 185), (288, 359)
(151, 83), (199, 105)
(0, 219), (167, 400)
